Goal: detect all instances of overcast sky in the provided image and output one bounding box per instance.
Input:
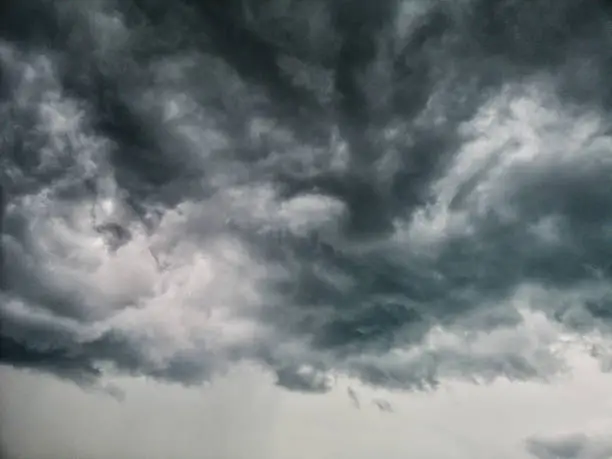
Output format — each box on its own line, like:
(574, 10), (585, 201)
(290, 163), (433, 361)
(2, 353), (612, 459)
(1, 0), (612, 457)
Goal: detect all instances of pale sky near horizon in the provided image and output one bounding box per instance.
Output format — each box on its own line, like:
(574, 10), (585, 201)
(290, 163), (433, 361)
(2, 347), (612, 459)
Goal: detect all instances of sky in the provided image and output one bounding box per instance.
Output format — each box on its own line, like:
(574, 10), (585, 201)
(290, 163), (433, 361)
(1, 0), (612, 457)
(1, 356), (612, 459)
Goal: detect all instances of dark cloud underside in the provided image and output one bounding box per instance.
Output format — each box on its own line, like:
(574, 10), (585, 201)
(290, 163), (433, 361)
(1, 0), (612, 392)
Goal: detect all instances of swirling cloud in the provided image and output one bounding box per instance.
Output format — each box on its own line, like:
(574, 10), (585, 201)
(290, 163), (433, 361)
(1, 0), (612, 393)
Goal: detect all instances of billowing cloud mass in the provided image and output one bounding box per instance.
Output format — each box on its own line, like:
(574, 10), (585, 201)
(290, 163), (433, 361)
(1, 0), (612, 393)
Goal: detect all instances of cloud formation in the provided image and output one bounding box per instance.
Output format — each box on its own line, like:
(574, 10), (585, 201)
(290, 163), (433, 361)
(527, 433), (612, 459)
(1, 0), (612, 392)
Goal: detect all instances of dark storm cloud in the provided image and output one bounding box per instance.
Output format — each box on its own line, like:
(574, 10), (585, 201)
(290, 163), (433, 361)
(1, 0), (612, 392)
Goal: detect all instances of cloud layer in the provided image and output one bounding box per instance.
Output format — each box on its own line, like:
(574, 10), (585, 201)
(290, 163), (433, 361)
(1, 0), (612, 392)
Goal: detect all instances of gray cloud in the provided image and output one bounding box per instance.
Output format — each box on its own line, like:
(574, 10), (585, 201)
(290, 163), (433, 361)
(347, 386), (360, 409)
(1, 0), (612, 393)
(373, 398), (394, 413)
(526, 433), (612, 459)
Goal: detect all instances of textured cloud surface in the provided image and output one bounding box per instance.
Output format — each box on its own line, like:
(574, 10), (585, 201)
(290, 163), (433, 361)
(2, 0), (612, 393)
